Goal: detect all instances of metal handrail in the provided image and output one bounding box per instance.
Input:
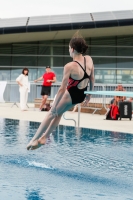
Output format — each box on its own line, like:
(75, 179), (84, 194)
(63, 113), (76, 127)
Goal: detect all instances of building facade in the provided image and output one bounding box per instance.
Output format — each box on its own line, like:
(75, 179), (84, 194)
(0, 10), (133, 84)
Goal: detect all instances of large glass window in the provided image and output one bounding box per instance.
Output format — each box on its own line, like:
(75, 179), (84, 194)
(0, 68), (10, 81)
(28, 68), (37, 81)
(95, 69), (133, 84)
(0, 45), (11, 66)
(117, 36), (133, 56)
(91, 37), (116, 56)
(117, 69), (133, 84)
(12, 44), (38, 66)
(64, 57), (72, 65)
(12, 56), (37, 66)
(52, 67), (63, 82)
(53, 46), (65, 67)
(0, 36), (133, 84)
(53, 56), (64, 67)
(53, 46), (64, 55)
(95, 69), (116, 84)
(38, 43), (51, 66)
(11, 68), (22, 81)
(38, 56), (51, 67)
(117, 58), (133, 68)
(91, 37), (116, 69)
(37, 68), (46, 78)
(93, 57), (116, 68)
(117, 36), (133, 69)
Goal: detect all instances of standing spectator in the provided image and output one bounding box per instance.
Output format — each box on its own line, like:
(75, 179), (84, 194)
(34, 66), (56, 111)
(16, 68), (29, 111)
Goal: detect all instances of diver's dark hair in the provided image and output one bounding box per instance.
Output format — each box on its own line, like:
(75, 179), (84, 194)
(69, 31), (88, 54)
(22, 68), (29, 76)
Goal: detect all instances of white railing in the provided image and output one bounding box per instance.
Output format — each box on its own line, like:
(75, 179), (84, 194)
(2, 82), (133, 109)
(3, 82), (61, 103)
(86, 83), (133, 111)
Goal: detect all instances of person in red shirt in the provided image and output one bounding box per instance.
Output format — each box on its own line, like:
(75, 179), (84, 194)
(34, 66), (56, 111)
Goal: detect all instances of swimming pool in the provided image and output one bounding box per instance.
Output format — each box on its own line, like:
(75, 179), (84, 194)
(0, 118), (133, 200)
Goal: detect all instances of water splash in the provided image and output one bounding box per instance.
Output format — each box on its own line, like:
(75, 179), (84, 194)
(28, 161), (53, 169)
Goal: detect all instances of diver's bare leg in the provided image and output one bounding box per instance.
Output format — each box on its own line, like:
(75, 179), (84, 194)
(27, 89), (75, 150)
(38, 115), (62, 145)
(31, 104), (74, 150)
(27, 104), (74, 150)
(29, 115), (62, 150)
(27, 111), (55, 150)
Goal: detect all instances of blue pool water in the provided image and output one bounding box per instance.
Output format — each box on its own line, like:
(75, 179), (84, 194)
(0, 118), (133, 200)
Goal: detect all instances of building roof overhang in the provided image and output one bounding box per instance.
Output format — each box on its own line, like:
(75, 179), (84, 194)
(0, 10), (133, 43)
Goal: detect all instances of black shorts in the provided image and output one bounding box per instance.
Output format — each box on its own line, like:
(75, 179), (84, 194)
(41, 86), (51, 96)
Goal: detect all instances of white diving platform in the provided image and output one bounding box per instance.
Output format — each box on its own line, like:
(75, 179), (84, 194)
(84, 91), (133, 98)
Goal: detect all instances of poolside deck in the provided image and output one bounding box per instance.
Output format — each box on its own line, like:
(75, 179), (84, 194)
(0, 103), (133, 134)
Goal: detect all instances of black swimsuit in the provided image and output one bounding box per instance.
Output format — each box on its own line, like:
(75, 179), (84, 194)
(67, 57), (90, 104)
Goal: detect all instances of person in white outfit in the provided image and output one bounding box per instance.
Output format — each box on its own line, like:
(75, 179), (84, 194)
(16, 68), (29, 111)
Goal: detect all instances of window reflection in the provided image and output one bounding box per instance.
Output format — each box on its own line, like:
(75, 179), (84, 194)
(12, 56), (37, 66)
(95, 69), (116, 84)
(94, 69), (133, 84)
(11, 68), (21, 81)
(28, 68), (37, 81)
(52, 67), (63, 82)
(0, 36), (133, 84)
(0, 68), (10, 81)
(38, 68), (46, 78)
(0, 56), (11, 66)
(38, 56), (50, 66)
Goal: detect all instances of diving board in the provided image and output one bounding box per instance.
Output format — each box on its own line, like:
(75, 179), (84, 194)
(84, 91), (133, 98)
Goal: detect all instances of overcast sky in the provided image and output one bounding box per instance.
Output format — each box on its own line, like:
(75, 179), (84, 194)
(0, 0), (133, 19)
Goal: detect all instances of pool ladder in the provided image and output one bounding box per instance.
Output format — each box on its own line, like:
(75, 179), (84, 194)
(63, 104), (81, 128)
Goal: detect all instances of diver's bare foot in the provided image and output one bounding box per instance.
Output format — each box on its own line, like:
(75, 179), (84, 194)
(30, 140), (42, 150)
(38, 136), (47, 145)
(27, 141), (33, 150)
(27, 139), (45, 150)
(27, 136), (47, 150)
(27, 140), (38, 150)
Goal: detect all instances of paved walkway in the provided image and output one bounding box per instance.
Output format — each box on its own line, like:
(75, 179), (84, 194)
(0, 103), (133, 134)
